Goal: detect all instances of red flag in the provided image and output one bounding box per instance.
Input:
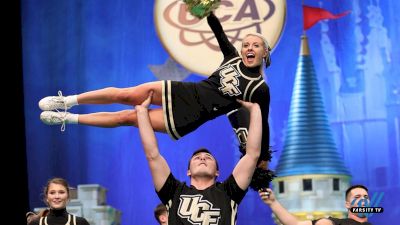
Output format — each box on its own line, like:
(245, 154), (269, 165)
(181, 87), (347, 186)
(303, 5), (350, 30)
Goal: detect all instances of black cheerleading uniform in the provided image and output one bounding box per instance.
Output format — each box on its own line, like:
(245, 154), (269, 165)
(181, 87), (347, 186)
(312, 217), (373, 225)
(157, 173), (247, 225)
(28, 208), (90, 225)
(162, 12), (270, 161)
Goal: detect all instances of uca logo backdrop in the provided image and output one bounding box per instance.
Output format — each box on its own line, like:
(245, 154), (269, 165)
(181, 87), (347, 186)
(154, 0), (287, 76)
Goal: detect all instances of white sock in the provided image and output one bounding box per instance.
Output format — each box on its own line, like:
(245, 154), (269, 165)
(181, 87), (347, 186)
(66, 113), (79, 124)
(65, 95), (78, 107)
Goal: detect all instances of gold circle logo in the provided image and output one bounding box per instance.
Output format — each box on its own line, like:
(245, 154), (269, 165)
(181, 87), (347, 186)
(154, 0), (286, 76)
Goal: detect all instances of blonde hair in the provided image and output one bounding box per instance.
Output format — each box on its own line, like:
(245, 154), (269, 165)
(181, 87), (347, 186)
(242, 33), (271, 68)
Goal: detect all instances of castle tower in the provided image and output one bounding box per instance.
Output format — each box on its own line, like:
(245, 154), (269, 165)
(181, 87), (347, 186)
(272, 35), (351, 223)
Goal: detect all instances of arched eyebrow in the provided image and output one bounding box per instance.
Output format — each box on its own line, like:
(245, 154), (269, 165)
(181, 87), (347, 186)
(243, 41), (262, 45)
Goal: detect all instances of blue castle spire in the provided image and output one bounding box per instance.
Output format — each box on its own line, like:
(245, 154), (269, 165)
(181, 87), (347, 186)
(276, 35), (350, 177)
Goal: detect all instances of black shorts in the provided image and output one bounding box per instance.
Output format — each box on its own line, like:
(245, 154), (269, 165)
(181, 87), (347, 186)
(162, 80), (239, 140)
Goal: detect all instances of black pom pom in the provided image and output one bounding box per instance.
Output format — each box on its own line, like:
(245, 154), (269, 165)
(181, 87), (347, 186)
(237, 146), (276, 191)
(249, 168), (276, 192)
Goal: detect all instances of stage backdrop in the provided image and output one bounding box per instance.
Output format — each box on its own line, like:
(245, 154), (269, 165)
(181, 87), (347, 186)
(22, 0), (399, 224)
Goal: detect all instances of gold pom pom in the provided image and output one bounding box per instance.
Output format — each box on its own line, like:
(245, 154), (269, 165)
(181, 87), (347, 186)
(183, 0), (221, 19)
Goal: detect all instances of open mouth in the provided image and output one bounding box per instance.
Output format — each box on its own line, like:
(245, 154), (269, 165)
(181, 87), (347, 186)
(246, 52), (255, 63)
